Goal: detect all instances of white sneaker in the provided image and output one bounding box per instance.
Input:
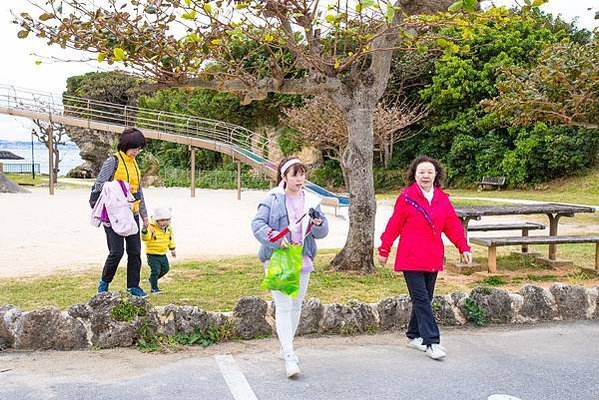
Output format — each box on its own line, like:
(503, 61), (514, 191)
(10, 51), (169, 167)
(407, 337), (427, 352)
(285, 353), (301, 378)
(426, 344), (446, 360)
(279, 349), (300, 363)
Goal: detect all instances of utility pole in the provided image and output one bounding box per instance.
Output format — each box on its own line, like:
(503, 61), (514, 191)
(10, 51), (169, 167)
(31, 129), (36, 180)
(48, 124), (54, 195)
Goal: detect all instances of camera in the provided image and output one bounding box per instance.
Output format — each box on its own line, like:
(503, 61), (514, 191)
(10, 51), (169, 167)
(308, 207), (322, 220)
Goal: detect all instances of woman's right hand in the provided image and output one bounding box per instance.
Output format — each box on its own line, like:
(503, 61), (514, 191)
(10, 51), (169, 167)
(462, 251), (473, 265)
(378, 255), (388, 266)
(279, 237), (290, 248)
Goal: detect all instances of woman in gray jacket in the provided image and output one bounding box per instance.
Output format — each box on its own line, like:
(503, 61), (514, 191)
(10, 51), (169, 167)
(251, 157), (329, 378)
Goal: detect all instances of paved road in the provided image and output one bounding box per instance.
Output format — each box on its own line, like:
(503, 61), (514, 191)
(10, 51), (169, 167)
(1, 321), (598, 400)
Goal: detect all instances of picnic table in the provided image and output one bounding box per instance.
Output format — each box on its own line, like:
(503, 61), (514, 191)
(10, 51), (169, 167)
(454, 203), (595, 260)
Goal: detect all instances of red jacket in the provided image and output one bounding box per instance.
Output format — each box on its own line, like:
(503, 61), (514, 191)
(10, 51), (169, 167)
(379, 183), (470, 272)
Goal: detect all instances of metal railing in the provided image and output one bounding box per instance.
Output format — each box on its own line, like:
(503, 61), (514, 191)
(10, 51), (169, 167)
(0, 163), (41, 174)
(0, 84), (348, 206)
(0, 84), (271, 162)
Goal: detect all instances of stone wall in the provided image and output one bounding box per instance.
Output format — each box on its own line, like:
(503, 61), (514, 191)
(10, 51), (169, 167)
(1, 284), (598, 351)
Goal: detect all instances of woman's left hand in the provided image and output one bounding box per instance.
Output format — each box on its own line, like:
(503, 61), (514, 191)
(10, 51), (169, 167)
(462, 251), (473, 265)
(142, 217), (149, 229)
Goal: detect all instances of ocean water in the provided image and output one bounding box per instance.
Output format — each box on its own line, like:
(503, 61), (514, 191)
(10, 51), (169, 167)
(0, 140), (83, 176)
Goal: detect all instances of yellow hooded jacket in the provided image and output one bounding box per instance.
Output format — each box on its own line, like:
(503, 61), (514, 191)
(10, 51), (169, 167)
(142, 222), (176, 255)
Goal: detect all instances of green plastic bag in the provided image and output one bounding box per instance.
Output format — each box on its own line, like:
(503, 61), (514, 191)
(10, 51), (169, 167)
(261, 244), (303, 297)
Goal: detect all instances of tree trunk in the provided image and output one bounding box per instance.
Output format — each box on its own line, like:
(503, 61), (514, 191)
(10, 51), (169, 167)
(383, 142), (391, 169)
(330, 107), (376, 273)
(53, 148), (60, 183)
(341, 162), (350, 193)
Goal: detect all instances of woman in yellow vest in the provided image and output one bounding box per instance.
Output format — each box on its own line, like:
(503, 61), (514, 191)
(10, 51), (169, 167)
(90, 128), (149, 298)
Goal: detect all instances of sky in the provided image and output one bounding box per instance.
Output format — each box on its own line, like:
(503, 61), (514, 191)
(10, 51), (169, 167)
(0, 0), (597, 142)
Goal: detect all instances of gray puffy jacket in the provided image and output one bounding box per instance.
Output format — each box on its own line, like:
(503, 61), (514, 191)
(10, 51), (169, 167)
(251, 187), (329, 262)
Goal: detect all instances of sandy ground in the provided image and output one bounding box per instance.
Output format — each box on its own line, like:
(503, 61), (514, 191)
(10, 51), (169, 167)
(0, 187), (361, 278)
(0, 187), (595, 279)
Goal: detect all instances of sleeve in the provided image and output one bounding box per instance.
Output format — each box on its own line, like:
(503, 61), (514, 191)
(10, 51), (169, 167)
(91, 156), (117, 195)
(378, 195), (408, 257)
(169, 227), (176, 250)
(141, 227), (152, 242)
(250, 197), (283, 251)
(309, 205), (329, 239)
(442, 199), (470, 253)
(137, 182), (148, 219)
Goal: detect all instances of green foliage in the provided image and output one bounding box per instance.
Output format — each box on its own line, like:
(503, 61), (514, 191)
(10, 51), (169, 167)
(310, 159), (346, 190)
(110, 298), (147, 322)
(65, 71), (141, 102)
(174, 323), (234, 347)
(136, 321), (173, 352)
(526, 274), (557, 282)
(389, 9), (597, 186)
(462, 298), (487, 326)
(478, 286), (493, 295)
(139, 88), (302, 130)
(136, 322), (235, 353)
(310, 161), (407, 192)
(137, 88), (303, 172)
(502, 124), (598, 186)
(566, 269), (596, 285)
(277, 126), (304, 156)
(481, 276), (507, 286)
(487, 37), (598, 128)
(160, 168), (269, 189)
(431, 299), (443, 312)
(372, 168), (405, 192)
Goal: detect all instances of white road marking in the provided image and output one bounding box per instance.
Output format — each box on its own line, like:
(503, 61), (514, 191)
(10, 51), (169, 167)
(215, 354), (259, 400)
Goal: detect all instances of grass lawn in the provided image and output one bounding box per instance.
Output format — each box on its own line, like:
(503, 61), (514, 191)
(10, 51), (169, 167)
(1, 246), (597, 312)
(377, 168), (599, 206)
(4, 173), (95, 189)
(4, 173), (45, 186)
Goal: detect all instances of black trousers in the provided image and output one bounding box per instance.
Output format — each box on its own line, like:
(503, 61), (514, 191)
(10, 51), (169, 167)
(102, 215), (141, 288)
(403, 271), (440, 346)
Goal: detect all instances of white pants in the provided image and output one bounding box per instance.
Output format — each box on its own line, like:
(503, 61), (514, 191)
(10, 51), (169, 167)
(271, 271), (311, 355)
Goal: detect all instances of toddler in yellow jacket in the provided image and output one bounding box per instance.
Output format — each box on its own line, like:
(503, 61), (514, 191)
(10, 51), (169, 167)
(141, 207), (176, 294)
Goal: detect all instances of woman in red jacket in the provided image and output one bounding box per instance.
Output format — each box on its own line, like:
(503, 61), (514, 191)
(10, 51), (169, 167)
(378, 156), (472, 360)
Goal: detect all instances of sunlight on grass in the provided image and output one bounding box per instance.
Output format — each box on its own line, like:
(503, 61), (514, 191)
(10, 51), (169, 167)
(1, 242), (597, 311)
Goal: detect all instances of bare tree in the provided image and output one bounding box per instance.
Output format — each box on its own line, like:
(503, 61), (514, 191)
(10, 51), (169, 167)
(282, 95), (349, 186)
(284, 94), (429, 186)
(32, 119), (68, 182)
(373, 97), (430, 167)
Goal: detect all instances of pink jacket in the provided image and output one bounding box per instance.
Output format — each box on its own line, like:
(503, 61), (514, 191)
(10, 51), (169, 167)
(91, 180), (138, 237)
(379, 183), (470, 272)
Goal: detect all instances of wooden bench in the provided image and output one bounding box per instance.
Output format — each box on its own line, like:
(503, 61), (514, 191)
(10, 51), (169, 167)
(478, 176), (506, 190)
(470, 235), (599, 273)
(468, 222), (545, 253)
